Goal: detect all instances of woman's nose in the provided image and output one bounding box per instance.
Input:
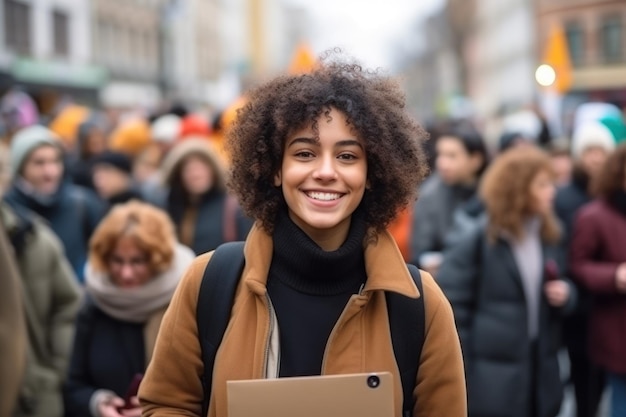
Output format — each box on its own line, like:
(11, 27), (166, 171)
(312, 155), (338, 181)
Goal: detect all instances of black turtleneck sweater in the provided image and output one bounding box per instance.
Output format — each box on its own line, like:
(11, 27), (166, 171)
(267, 209), (367, 378)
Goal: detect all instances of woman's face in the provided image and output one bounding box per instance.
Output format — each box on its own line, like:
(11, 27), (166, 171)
(580, 146), (609, 180)
(529, 169), (556, 216)
(275, 108), (367, 250)
(181, 155), (214, 196)
(436, 137), (482, 185)
(21, 145), (64, 196)
(107, 235), (152, 288)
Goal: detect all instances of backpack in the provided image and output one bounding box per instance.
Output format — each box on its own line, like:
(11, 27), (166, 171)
(196, 242), (425, 417)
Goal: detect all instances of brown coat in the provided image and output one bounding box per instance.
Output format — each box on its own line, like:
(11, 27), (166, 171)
(0, 220), (27, 417)
(139, 224), (467, 417)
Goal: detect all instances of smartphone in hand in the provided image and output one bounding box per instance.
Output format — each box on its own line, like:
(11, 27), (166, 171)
(544, 259), (560, 282)
(118, 373), (143, 411)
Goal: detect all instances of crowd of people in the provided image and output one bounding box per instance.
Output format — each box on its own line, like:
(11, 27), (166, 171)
(0, 57), (625, 417)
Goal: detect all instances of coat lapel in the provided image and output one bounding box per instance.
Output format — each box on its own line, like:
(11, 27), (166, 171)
(496, 238), (525, 293)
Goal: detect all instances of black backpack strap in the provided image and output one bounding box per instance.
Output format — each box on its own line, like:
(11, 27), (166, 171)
(196, 241), (245, 417)
(386, 264), (425, 417)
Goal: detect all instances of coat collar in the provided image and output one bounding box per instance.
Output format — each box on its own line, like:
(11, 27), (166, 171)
(241, 222), (420, 299)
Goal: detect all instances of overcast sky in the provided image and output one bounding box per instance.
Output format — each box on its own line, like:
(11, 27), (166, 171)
(284, 0), (444, 70)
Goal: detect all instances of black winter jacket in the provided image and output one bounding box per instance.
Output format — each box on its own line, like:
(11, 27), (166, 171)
(63, 299), (146, 417)
(438, 221), (573, 417)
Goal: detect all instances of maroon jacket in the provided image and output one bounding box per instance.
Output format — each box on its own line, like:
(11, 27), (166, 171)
(570, 199), (626, 373)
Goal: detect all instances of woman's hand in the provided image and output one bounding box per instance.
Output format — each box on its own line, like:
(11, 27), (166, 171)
(98, 396), (142, 417)
(120, 397), (142, 417)
(98, 396), (125, 417)
(544, 280), (570, 307)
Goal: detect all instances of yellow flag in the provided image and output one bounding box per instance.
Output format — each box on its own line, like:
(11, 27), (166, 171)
(288, 43), (317, 75)
(542, 23), (573, 94)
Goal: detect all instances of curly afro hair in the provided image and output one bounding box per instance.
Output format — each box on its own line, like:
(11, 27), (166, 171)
(226, 52), (429, 233)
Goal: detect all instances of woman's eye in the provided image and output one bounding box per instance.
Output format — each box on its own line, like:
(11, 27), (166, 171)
(295, 151), (314, 158)
(338, 153), (357, 160)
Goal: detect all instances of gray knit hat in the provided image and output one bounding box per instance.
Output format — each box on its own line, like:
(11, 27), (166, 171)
(10, 125), (61, 176)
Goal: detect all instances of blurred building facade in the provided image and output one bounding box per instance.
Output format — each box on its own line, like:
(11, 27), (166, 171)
(0, 0), (105, 110)
(93, 0), (162, 109)
(1, 0), (309, 112)
(158, 0), (222, 106)
(466, 0), (537, 118)
(400, 8), (463, 122)
(400, 0), (625, 142)
(535, 0), (626, 120)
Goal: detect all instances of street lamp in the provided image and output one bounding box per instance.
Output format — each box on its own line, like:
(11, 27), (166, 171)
(535, 64), (556, 87)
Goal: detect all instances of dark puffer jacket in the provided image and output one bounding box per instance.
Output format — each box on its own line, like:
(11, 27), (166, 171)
(438, 221), (572, 417)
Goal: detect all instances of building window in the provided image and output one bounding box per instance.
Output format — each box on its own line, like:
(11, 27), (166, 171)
(565, 21), (585, 67)
(52, 10), (69, 57)
(600, 15), (623, 64)
(4, 0), (31, 55)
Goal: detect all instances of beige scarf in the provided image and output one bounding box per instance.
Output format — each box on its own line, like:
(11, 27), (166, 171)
(85, 243), (195, 324)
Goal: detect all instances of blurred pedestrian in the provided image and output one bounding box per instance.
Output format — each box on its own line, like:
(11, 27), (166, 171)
(1, 178), (81, 417)
(70, 120), (107, 190)
(3, 125), (105, 282)
(160, 139), (252, 254)
(410, 126), (488, 275)
(91, 151), (143, 210)
(556, 121), (616, 239)
(570, 144), (626, 417)
(555, 121), (615, 417)
(549, 146), (573, 188)
(64, 201), (194, 417)
(0, 221), (27, 417)
(140, 57), (466, 417)
(108, 118), (151, 158)
(438, 146), (576, 417)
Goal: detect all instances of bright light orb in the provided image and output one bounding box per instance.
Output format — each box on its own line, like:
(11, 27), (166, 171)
(535, 64), (556, 87)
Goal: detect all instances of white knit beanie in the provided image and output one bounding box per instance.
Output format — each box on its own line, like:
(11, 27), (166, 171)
(10, 125), (61, 176)
(571, 122), (616, 160)
(151, 114), (181, 144)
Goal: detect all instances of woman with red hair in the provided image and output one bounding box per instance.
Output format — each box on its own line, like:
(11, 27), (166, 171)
(64, 201), (194, 417)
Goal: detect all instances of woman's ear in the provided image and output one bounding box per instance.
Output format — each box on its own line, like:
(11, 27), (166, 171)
(274, 171), (282, 187)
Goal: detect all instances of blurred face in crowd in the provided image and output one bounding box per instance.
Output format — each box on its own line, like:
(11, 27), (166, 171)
(529, 169), (556, 216)
(551, 153), (572, 187)
(580, 146), (609, 180)
(21, 145), (64, 195)
(92, 164), (131, 199)
(181, 155), (214, 196)
(133, 145), (163, 184)
(274, 108), (367, 250)
(86, 127), (107, 157)
(436, 136), (483, 186)
(108, 235), (152, 288)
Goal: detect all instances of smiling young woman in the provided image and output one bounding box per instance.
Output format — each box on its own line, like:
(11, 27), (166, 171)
(139, 53), (467, 417)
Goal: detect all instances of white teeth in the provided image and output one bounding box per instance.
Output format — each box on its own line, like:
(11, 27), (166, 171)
(306, 192), (342, 201)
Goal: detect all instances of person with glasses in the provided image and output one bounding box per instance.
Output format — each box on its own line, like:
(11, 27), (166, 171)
(63, 201), (194, 417)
